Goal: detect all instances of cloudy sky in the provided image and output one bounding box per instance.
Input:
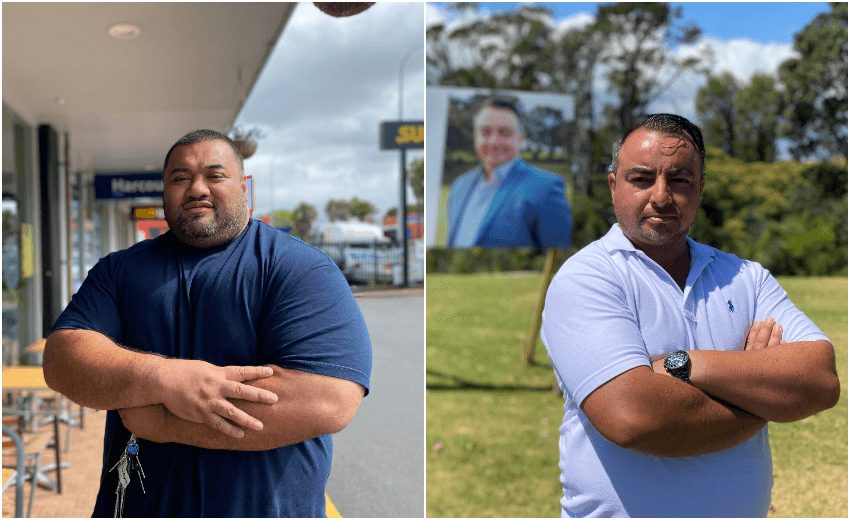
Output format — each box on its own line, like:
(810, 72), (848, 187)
(426, 2), (831, 133)
(233, 2), (424, 221)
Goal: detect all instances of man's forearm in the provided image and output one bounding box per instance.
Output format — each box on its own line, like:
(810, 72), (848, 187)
(619, 381), (768, 457)
(43, 329), (165, 410)
(688, 340), (840, 422)
(583, 366), (768, 458)
(121, 365), (365, 451)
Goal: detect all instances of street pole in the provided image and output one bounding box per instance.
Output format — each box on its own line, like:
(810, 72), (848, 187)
(397, 44), (421, 287)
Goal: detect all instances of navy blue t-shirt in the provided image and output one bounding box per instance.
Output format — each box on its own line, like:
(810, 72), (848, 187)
(50, 219), (372, 517)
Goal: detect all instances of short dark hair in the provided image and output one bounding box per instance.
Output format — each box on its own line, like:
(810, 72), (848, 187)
(473, 97), (525, 135)
(609, 114), (706, 178)
(162, 129), (244, 178)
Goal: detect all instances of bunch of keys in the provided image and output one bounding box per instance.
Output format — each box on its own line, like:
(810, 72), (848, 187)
(109, 434), (145, 518)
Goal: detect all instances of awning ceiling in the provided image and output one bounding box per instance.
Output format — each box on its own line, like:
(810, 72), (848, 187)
(2, 2), (295, 174)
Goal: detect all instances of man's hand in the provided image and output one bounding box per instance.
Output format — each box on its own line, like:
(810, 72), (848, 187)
(745, 317), (786, 351)
(120, 366), (365, 451)
(151, 359), (279, 438)
(651, 316), (785, 374)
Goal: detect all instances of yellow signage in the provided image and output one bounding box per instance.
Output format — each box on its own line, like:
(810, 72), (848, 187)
(20, 223), (34, 279)
(395, 124), (424, 145)
(133, 207), (164, 220)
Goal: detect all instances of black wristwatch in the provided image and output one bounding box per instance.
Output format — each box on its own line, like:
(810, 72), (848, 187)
(663, 350), (691, 383)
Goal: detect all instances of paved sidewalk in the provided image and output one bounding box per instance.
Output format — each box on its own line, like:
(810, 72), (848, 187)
(351, 285), (424, 299)
(3, 408), (105, 518)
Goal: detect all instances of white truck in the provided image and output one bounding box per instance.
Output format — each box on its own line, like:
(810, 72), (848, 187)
(314, 222), (422, 285)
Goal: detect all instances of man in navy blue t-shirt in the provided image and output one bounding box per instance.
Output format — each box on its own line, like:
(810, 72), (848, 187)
(43, 130), (372, 517)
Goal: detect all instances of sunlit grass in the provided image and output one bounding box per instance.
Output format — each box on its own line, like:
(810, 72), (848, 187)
(426, 273), (847, 518)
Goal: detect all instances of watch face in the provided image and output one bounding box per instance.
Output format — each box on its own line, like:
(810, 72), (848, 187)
(664, 350), (688, 371)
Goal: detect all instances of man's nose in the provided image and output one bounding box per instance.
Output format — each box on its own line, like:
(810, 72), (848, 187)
(649, 178), (672, 206)
(186, 176), (211, 198)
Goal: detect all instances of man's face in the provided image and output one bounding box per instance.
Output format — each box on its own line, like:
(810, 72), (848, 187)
(608, 127), (705, 251)
(474, 105), (524, 173)
(162, 139), (249, 248)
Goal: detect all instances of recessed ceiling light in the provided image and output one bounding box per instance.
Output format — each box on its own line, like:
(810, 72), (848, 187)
(54, 97), (66, 105)
(107, 23), (141, 40)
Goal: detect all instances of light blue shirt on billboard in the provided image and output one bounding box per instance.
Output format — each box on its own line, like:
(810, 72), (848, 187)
(541, 224), (830, 518)
(449, 158), (517, 247)
(446, 158), (572, 249)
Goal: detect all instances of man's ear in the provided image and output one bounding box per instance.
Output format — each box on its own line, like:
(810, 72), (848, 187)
(608, 172), (617, 204)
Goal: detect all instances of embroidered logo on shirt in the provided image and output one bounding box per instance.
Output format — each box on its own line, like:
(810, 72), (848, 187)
(728, 300), (734, 313)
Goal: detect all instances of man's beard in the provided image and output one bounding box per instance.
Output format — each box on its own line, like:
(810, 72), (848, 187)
(165, 201), (248, 248)
(614, 207), (689, 249)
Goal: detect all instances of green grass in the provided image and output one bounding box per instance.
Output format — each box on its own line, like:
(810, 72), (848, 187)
(426, 274), (847, 518)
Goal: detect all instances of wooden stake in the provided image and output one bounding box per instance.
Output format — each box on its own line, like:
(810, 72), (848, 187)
(523, 248), (559, 365)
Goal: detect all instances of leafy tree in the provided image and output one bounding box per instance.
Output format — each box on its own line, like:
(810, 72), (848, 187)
(408, 158), (424, 205)
(778, 2), (848, 161)
(593, 3), (709, 135)
(551, 24), (606, 195)
(348, 197), (376, 222)
(733, 74), (782, 162)
(325, 199), (351, 222)
(697, 72), (740, 156)
(266, 209), (294, 229)
(427, 4), (556, 89)
(385, 204), (424, 219)
(292, 202), (317, 239)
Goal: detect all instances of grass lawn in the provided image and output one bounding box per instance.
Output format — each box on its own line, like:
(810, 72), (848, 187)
(426, 273), (847, 518)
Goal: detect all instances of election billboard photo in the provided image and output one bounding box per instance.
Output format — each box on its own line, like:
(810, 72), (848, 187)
(426, 87), (577, 249)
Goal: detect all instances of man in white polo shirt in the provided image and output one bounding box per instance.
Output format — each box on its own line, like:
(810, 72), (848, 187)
(541, 114), (839, 517)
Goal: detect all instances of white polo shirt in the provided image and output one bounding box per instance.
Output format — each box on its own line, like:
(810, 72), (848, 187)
(541, 224), (829, 518)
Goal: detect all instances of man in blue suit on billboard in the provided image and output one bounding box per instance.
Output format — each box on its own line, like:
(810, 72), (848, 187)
(446, 98), (572, 248)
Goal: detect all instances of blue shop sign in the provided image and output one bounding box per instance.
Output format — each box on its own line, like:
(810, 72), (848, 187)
(94, 173), (164, 199)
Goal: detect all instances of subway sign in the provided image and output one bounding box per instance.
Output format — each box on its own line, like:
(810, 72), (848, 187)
(380, 121), (424, 150)
(94, 173), (164, 199)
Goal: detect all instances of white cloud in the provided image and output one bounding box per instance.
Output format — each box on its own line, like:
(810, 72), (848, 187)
(425, 2), (447, 28)
(647, 37), (797, 122)
(235, 2), (424, 220)
(552, 11), (595, 39)
(701, 37), (797, 81)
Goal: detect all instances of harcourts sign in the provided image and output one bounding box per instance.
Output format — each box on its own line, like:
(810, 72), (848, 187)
(94, 173), (164, 199)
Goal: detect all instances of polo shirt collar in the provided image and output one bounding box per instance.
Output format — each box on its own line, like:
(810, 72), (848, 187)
(600, 223), (716, 278)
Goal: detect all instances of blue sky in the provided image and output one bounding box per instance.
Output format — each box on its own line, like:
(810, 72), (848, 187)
(432, 2), (831, 44)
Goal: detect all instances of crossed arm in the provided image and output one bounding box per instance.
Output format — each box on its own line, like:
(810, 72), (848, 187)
(582, 319), (840, 458)
(43, 329), (364, 450)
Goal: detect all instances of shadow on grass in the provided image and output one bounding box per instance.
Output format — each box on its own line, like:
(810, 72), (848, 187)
(426, 369), (554, 392)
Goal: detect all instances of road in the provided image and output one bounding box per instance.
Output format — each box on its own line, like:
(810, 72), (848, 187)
(326, 294), (424, 518)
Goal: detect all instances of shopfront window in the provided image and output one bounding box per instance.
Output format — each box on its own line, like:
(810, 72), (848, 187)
(3, 104), (33, 366)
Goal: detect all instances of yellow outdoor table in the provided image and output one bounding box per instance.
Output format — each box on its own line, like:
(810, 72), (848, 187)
(2, 366), (48, 390)
(24, 339), (46, 353)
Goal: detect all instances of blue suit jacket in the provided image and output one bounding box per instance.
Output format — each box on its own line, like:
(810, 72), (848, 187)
(446, 159), (572, 248)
